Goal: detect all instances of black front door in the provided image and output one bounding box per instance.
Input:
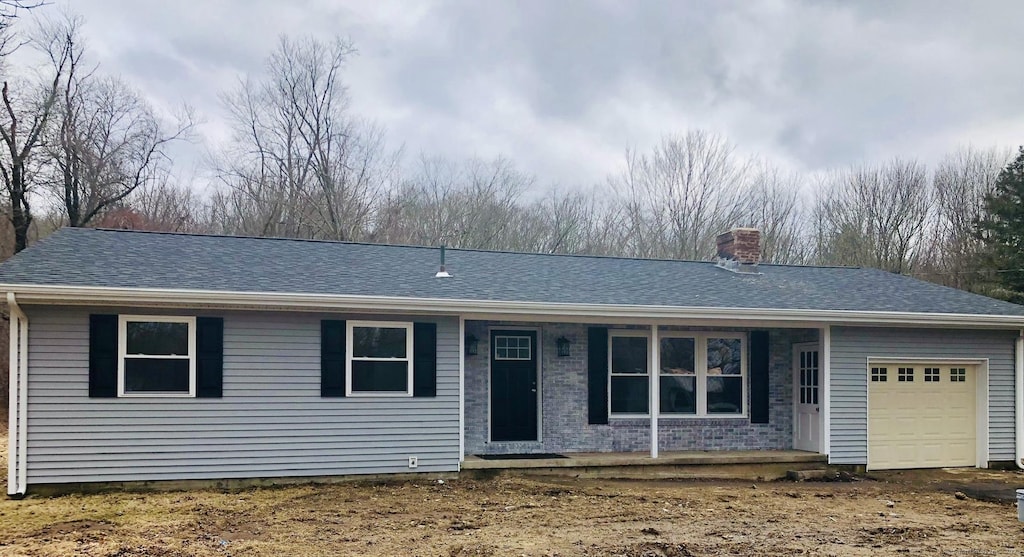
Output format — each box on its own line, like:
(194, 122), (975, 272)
(490, 330), (538, 442)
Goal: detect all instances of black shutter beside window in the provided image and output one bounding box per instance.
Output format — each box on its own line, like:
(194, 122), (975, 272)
(88, 314), (118, 398)
(321, 320), (346, 397)
(413, 322), (437, 397)
(196, 317), (224, 398)
(587, 326), (609, 425)
(749, 330), (770, 424)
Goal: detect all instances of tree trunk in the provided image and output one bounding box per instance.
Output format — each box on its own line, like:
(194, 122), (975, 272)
(9, 160), (28, 252)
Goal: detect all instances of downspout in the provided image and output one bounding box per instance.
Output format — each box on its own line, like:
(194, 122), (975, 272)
(1016, 330), (1023, 470)
(6, 292), (27, 496)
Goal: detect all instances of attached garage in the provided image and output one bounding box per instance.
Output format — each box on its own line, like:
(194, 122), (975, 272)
(867, 361), (982, 470)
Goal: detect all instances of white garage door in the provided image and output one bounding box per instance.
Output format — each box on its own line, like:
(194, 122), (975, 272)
(868, 363), (977, 470)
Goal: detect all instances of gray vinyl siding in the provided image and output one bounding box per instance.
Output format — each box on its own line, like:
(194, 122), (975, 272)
(24, 306), (461, 484)
(829, 326), (1018, 465)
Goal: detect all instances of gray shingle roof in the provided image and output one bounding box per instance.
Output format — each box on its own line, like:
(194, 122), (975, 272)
(1, 227), (1022, 317)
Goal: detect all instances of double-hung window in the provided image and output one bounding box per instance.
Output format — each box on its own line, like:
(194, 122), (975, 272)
(346, 321), (414, 396)
(118, 315), (196, 397)
(659, 337), (696, 414)
(609, 330), (747, 417)
(609, 332), (650, 414)
(704, 336), (744, 414)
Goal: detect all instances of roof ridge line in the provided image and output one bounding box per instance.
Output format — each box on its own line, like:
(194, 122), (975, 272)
(76, 227), (859, 269)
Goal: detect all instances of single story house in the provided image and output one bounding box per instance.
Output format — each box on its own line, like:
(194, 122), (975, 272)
(2, 227), (1023, 495)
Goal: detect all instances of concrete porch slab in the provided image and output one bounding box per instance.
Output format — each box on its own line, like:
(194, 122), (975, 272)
(462, 450), (825, 470)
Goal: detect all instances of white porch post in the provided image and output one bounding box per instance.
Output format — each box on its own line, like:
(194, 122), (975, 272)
(458, 317), (466, 465)
(650, 324), (659, 459)
(821, 325), (831, 461)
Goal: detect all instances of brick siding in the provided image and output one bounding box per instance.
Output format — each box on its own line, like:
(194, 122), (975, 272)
(465, 321), (817, 455)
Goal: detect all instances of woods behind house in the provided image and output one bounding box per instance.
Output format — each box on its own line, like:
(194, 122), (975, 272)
(0, 13), (1020, 298)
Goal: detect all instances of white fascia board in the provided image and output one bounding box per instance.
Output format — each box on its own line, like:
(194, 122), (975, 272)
(3, 283), (1024, 329)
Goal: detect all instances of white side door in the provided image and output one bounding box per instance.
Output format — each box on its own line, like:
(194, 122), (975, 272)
(793, 343), (823, 453)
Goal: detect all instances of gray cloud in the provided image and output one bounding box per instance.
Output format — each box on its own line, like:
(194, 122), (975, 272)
(51, 0), (1024, 188)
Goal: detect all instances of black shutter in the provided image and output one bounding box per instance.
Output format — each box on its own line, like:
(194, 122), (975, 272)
(749, 330), (770, 424)
(88, 314), (118, 398)
(413, 322), (437, 397)
(321, 320), (346, 397)
(587, 327), (609, 425)
(196, 317), (224, 398)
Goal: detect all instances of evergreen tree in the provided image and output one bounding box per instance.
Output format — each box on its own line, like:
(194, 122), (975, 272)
(976, 146), (1024, 303)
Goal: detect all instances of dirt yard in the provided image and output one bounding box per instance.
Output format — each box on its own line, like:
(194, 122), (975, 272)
(0, 464), (1022, 557)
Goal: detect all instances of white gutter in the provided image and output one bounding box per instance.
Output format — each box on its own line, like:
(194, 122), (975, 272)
(1016, 330), (1023, 470)
(6, 293), (27, 496)
(3, 284), (1024, 329)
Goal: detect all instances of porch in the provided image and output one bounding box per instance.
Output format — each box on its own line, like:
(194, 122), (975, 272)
(464, 321), (827, 460)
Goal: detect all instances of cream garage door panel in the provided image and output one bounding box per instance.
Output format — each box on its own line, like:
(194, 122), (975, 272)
(868, 365), (976, 470)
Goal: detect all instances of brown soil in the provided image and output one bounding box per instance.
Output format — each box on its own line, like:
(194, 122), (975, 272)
(0, 467), (1022, 556)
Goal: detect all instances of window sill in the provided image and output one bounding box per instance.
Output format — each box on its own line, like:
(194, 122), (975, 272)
(609, 414), (749, 420)
(660, 414), (749, 420)
(117, 393), (195, 398)
(346, 392), (414, 398)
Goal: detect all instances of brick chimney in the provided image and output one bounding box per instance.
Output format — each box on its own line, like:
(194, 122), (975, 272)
(716, 228), (761, 273)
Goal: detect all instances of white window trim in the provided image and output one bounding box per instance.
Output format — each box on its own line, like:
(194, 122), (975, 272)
(608, 330), (651, 418)
(609, 330), (748, 419)
(346, 320), (414, 397)
(117, 315), (197, 398)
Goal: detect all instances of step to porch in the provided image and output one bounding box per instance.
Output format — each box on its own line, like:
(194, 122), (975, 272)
(461, 450), (827, 481)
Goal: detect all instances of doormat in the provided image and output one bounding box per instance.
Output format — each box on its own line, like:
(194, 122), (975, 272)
(475, 453), (567, 460)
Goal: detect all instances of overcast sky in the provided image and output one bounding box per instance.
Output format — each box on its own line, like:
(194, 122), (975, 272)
(40, 0), (1024, 189)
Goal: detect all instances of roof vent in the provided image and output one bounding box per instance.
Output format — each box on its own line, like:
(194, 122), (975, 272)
(716, 228), (761, 274)
(435, 245), (452, 278)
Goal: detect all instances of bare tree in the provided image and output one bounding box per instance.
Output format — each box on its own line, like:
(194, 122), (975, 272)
(611, 131), (751, 260)
(40, 15), (194, 228)
(113, 176), (204, 232)
(813, 158), (931, 272)
(214, 35), (393, 241)
(925, 146), (1011, 289)
(526, 188), (614, 255)
(742, 163), (807, 264)
(375, 156), (533, 249)
(0, 1), (44, 58)
(0, 15), (70, 252)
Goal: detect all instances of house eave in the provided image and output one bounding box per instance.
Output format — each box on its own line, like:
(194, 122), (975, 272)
(2, 283), (1023, 329)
